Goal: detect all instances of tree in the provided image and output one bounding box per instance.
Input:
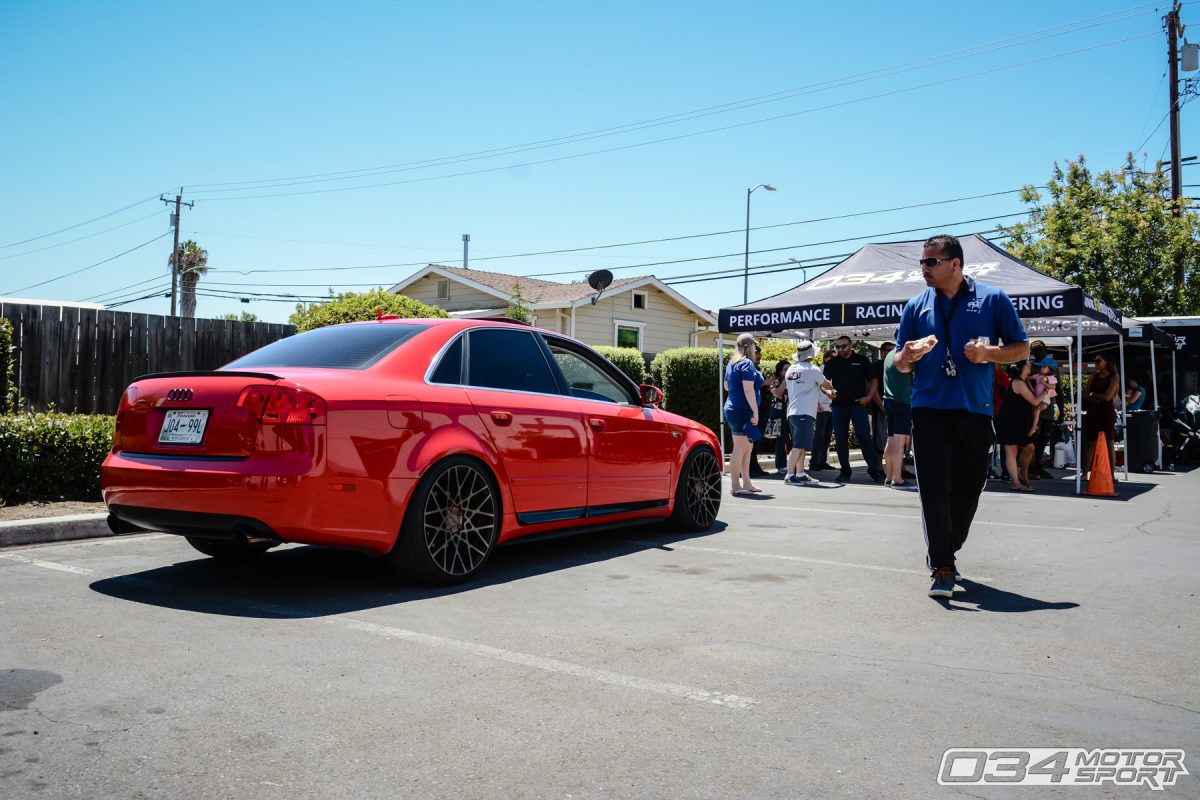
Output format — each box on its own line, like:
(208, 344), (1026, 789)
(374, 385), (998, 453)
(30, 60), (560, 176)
(218, 311), (259, 322)
(999, 155), (1200, 316)
(288, 288), (448, 333)
(170, 240), (208, 318)
(505, 282), (532, 324)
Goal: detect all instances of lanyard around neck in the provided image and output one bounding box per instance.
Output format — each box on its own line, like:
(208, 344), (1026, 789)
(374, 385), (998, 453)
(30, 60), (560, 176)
(936, 283), (967, 345)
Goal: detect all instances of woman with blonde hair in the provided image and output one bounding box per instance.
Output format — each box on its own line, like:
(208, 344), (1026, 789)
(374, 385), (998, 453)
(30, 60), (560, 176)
(724, 333), (764, 495)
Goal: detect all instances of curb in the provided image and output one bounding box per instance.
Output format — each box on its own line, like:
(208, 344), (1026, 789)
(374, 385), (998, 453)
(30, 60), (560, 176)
(0, 513), (118, 548)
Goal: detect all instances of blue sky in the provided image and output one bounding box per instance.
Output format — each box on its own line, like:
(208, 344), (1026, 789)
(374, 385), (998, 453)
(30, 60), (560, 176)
(0, 0), (1193, 324)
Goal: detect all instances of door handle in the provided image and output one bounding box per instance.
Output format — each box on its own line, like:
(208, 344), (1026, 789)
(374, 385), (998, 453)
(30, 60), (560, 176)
(588, 418), (606, 430)
(490, 411), (513, 426)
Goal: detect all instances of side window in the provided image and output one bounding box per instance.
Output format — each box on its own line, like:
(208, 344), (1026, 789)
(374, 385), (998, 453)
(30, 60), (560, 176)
(429, 335), (463, 384)
(546, 342), (634, 404)
(466, 329), (558, 395)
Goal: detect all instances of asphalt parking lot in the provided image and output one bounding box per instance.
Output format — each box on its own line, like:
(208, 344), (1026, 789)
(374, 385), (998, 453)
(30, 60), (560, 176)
(2, 469), (1198, 799)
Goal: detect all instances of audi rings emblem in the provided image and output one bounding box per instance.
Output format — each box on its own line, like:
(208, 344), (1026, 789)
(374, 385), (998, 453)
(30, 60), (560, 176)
(167, 388), (193, 401)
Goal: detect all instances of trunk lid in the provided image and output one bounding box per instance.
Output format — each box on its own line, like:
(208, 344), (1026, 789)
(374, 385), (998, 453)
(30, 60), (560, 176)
(115, 370), (284, 458)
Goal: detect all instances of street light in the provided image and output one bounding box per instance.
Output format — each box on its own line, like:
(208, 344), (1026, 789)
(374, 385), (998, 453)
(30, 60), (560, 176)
(787, 257), (809, 285)
(744, 184), (776, 304)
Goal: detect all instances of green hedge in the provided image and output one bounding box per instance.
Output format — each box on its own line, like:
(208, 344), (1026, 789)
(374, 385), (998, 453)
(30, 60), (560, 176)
(593, 346), (647, 385)
(0, 413), (114, 505)
(649, 347), (731, 435)
(0, 318), (13, 413)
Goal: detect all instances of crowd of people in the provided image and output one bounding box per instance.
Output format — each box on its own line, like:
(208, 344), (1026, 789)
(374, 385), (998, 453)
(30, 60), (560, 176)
(724, 331), (1130, 497)
(723, 331), (917, 495)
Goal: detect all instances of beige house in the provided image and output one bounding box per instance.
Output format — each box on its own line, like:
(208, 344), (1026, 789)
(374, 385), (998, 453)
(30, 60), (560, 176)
(389, 265), (719, 356)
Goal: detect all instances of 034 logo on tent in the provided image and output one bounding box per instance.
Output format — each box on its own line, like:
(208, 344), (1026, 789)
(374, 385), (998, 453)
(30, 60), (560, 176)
(805, 262), (999, 291)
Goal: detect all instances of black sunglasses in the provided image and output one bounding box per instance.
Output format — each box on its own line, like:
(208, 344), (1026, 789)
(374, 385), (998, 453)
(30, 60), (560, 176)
(918, 257), (954, 268)
(835, 343), (850, 350)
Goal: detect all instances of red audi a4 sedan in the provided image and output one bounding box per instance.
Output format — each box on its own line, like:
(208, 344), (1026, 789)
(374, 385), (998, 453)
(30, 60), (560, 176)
(102, 318), (723, 584)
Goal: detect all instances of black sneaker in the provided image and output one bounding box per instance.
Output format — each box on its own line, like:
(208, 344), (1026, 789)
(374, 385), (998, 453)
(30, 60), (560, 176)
(839, 469), (852, 482)
(868, 468), (886, 483)
(928, 568), (955, 598)
(808, 462), (831, 471)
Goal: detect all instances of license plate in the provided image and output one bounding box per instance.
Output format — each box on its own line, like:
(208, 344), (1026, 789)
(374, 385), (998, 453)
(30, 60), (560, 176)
(159, 409), (209, 445)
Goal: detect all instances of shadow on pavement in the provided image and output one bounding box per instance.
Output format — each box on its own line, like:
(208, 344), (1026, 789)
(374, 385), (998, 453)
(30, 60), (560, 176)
(936, 579), (1080, 613)
(88, 522), (726, 620)
(981, 473), (1156, 501)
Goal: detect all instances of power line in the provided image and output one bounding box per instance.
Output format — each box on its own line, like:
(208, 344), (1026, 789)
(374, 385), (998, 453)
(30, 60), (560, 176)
(192, 33), (1156, 203)
(186, 3), (1158, 194)
(0, 210), (164, 262)
(3, 232), (171, 295)
(200, 211), (1029, 295)
(0, 194), (163, 249)
(208, 187), (1036, 277)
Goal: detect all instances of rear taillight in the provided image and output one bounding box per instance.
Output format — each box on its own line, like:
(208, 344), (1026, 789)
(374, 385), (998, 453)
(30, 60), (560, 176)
(237, 384), (326, 425)
(113, 387), (138, 451)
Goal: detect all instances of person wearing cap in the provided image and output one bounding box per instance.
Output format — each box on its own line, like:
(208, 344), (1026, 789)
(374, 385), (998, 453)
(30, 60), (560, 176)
(895, 234), (1029, 599)
(808, 348), (838, 471)
(1028, 340), (1065, 480)
(782, 340), (835, 486)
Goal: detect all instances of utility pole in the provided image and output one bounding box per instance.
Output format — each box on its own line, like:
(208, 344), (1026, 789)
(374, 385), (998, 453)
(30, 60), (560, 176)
(160, 188), (194, 317)
(1168, 1), (1184, 222)
(462, 234), (470, 269)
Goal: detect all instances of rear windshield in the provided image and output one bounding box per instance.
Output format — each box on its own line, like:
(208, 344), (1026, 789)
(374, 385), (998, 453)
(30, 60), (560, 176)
(224, 324), (431, 370)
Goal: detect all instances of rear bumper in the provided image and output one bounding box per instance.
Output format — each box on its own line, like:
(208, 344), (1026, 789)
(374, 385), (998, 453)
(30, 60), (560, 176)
(101, 451), (417, 554)
(107, 505), (281, 543)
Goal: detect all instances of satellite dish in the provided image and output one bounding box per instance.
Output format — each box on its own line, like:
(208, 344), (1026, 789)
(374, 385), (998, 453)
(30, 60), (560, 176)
(587, 270), (613, 292)
(587, 269), (613, 306)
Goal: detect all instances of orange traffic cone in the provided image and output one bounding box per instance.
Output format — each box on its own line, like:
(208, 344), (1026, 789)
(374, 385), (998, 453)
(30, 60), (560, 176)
(1084, 431), (1118, 497)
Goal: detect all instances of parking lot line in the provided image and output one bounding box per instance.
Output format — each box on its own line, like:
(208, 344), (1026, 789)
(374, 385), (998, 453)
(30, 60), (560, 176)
(630, 541), (993, 581)
(764, 503), (1083, 531)
(0, 552), (96, 575)
(0, 553), (759, 711)
(332, 617), (759, 709)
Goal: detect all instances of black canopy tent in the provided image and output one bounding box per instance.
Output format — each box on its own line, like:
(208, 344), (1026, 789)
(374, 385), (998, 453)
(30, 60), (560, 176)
(716, 234), (1124, 495)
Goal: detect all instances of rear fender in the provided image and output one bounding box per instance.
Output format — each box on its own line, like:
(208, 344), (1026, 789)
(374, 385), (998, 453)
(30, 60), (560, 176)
(403, 421), (515, 531)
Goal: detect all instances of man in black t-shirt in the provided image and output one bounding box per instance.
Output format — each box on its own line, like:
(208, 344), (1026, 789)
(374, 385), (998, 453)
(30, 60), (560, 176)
(823, 336), (885, 482)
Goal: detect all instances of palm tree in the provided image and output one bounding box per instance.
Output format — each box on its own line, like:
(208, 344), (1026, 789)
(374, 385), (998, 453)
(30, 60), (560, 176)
(169, 240), (208, 318)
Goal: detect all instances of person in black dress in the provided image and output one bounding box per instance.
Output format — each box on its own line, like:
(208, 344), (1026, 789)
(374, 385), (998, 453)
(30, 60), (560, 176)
(995, 360), (1045, 491)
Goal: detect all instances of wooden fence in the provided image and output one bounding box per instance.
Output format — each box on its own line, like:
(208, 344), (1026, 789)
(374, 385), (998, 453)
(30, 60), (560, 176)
(0, 302), (294, 414)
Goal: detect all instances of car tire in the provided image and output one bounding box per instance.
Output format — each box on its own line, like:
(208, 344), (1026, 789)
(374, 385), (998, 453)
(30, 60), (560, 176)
(387, 456), (501, 586)
(667, 446), (722, 532)
(185, 536), (274, 559)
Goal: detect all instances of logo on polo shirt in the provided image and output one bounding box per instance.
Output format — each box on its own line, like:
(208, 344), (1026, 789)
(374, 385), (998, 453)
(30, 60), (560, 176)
(966, 297), (984, 312)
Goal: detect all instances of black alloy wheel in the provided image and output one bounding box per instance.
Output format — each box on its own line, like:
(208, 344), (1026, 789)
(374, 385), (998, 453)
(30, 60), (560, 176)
(389, 456), (501, 585)
(668, 446), (722, 532)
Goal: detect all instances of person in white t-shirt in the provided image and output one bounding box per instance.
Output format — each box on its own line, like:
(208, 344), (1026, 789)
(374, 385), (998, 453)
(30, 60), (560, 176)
(783, 339), (836, 486)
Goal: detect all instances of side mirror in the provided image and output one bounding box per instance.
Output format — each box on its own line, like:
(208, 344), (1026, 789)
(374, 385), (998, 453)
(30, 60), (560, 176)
(640, 384), (664, 408)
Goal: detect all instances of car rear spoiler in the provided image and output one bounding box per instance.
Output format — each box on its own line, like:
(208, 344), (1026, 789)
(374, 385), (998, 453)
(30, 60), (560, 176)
(132, 370), (284, 382)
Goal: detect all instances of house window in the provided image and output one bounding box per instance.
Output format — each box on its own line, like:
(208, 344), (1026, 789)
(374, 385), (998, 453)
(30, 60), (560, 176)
(614, 320), (644, 350)
(631, 291), (647, 310)
(436, 279), (450, 300)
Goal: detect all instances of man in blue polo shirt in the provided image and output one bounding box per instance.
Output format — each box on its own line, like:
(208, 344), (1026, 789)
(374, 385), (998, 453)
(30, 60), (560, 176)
(895, 234), (1029, 599)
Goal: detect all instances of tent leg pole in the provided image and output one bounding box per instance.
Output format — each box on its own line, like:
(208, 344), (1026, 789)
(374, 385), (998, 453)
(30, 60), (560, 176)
(1172, 347), (1177, 412)
(1151, 338), (1160, 469)
(1119, 329), (1128, 481)
(1075, 317), (1083, 496)
(718, 333), (726, 473)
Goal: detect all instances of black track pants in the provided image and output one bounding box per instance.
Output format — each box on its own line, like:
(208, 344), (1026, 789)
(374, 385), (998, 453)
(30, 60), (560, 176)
(911, 408), (994, 571)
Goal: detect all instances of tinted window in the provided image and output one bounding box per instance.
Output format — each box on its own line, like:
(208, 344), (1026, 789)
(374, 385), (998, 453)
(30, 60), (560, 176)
(429, 336), (463, 384)
(548, 344), (631, 404)
(225, 324), (429, 370)
(467, 329), (557, 394)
